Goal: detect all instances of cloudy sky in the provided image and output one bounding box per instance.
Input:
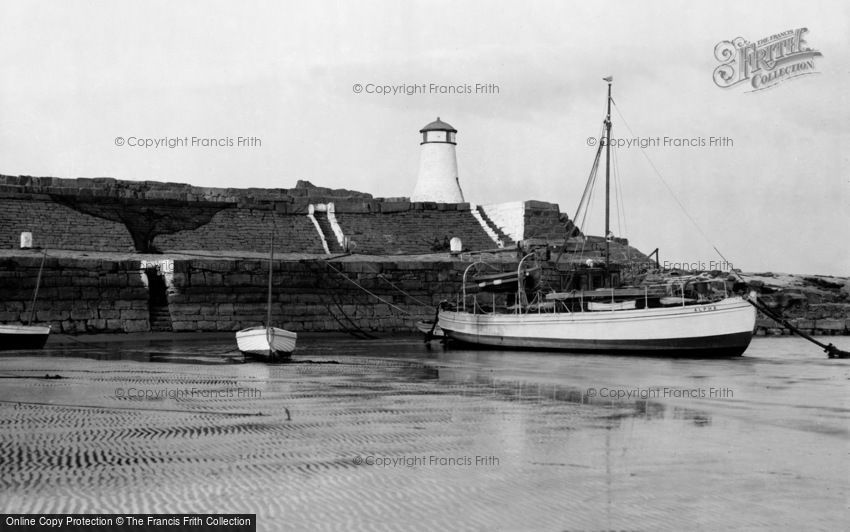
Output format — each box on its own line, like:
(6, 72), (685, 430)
(1, 0), (847, 275)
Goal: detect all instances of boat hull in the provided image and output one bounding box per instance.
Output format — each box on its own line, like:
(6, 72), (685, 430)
(0, 325), (51, 350)
(438, 297), (756, 357)
(415, 320), (445, 338)
(236, 326), (297, 359)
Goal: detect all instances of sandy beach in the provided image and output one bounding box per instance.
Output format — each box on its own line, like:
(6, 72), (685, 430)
(1, 334), (848, 531)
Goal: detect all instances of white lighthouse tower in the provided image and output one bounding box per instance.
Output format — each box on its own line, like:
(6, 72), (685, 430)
(410, 117), (465, 203)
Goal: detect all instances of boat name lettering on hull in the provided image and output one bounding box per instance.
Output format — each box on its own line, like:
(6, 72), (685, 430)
(694, 305), (717, 312)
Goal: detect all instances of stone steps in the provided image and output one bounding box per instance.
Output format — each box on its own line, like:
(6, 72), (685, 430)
(149, 306), (172, 331)
(313, 211), (344, 253)
(476, 205), (512, 245)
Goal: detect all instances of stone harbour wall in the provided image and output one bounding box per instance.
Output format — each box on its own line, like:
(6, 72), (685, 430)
(1, 252), (848, 336)
(152, 207), (326, 254)
(0, 175), (525, 255)
(0, 174), (372, 203)
(335, 205), (495, 255)
(0, 196), (136, 252)
(0, 255), (149, 333)
(523, 200), (569, 241)
(477, 200), (574, 243)
(166, 257), (484, 332)
(0, 253), (513, 334)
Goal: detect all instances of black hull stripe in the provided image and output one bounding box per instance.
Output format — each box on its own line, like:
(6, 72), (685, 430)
(444, 331), (754, 357)
(0, 334), (50, 350)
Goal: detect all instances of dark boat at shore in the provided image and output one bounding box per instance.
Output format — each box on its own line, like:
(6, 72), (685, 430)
(1, 249), (51, 350)
(0, 324), (51, 350)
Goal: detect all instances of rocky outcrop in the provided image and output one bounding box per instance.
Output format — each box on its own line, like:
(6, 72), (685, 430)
(639, 269), (850, 335)
(746, 272), (850, 335)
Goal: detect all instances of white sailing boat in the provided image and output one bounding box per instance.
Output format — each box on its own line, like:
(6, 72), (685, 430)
(437, 78), (756, 356)
(235, 232), (297, 360)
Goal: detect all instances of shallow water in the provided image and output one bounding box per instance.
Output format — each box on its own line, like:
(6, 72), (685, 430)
(1, 335), (848, 531)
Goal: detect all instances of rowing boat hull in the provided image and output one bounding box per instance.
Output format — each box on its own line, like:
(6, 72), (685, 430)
(415, 320), (445, 338)
(235, 326), (297, 359)
(0, 324), (51, 350)
(438, 297), (756, 356)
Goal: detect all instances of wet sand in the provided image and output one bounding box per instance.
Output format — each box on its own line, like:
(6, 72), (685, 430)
(1, 335), (848, 531)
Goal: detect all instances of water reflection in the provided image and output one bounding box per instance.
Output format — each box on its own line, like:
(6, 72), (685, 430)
(433, 356), (715, 427)
(0, 338), (241, 364)
(0, 334), (847, 530)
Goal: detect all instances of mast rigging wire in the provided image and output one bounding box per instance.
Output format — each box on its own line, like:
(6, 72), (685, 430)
(611, 100), (730, 268)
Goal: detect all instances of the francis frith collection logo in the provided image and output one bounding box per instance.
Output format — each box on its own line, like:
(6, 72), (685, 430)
(713, 28), (822, 91)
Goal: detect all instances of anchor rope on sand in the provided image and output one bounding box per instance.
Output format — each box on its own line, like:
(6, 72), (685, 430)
(744, 294), (849, 359)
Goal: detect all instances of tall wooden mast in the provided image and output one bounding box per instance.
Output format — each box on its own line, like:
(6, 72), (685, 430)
(604, 76), (613, 273)
(267, 230), (274, 329)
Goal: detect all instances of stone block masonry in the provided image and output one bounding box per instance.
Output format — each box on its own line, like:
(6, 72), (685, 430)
(523, 201), (573, 241)
(335, 205), (495, 255)
(0, 254), (149, 333)
(479, 200), (579, 243)
(0, 175), (372, 203)
(166, 257), (480, 332)
(1, 251), (847, 336)
(0, 197), (135, 252)
(0, 252), (514, 334)
(153, 208), (326, 254)
(0, 176), (517, 256)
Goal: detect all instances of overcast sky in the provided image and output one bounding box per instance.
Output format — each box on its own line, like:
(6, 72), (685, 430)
(1, 1), (847, 275)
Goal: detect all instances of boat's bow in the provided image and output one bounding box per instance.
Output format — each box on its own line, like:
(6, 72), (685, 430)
(0, 324), (52, 350)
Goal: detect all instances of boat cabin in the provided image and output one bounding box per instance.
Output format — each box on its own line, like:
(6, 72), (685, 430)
(556, 264), (621, 291)
(457, 259), (730, 316)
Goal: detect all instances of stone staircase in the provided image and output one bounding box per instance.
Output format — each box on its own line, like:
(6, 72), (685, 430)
(149, 305), (172, 331)
(476, 205), (513, 246)
(313, 211), (344, 253)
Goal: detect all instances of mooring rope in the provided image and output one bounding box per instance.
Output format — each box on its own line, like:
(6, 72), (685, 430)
(376, 274), (433, 308)
(28, 249), (48, 325)
(327, 288), (377, 339)
(318, 260), (415, 317)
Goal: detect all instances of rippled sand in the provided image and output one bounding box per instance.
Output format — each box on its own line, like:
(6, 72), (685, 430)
(1, 335), (848, 531)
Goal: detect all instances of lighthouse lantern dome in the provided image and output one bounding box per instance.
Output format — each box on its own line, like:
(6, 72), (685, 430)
(419, 117), (457, 144)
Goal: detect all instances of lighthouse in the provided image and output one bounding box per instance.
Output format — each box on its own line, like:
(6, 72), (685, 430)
(410, 117), (465, 203)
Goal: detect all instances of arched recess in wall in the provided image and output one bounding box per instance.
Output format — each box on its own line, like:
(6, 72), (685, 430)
(50, 195), (234, 253)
